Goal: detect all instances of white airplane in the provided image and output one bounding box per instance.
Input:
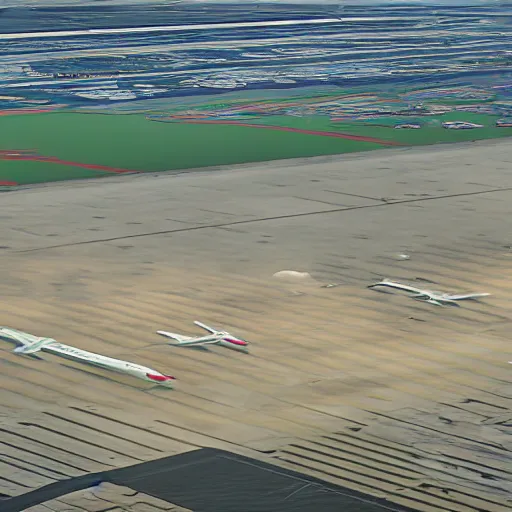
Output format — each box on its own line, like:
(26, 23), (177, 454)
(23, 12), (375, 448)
(442, 121), (484, 129)
(0, 327), (176, 387)
(157, 321), (249, 353)
(368, 279), (490, 307)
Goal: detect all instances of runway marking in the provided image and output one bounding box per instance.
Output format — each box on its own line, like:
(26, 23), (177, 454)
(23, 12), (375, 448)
(178, 120), (401, 146)
(0, 150), (137, 175)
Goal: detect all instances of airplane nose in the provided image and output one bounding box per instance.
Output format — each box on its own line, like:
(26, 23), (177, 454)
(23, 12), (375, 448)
(146, 373), (176, 382)
(225, 337), (248, 346)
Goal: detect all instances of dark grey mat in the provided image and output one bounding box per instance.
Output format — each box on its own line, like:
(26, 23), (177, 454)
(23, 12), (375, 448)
(3, 448), (418, 512)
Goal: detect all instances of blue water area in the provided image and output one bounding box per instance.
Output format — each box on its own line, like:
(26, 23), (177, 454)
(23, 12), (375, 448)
(0, 3), (331, 33)
(0, 2), (511, 110)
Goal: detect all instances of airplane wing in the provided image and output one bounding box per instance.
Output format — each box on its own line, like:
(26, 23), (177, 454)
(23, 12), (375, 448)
(156, 331), (194, 342)
(194, 321), (217, 334)
(443, 293), (490, 301)
(428, 297), (460, 307)
(156, 331), (220, 346)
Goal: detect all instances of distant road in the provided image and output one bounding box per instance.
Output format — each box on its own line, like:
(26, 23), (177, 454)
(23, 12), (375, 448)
(0, 17), (426, 40)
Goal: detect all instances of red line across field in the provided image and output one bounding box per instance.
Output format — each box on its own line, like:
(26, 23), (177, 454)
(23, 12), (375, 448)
(0, 150), (136, 174)
(178, 120), (401, 146)
(0, 108), (56, 116)
(0, 180), (18, 186)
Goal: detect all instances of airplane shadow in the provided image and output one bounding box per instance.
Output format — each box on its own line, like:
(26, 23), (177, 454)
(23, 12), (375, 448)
(369, 288), (406, 295)
(135, 343), (211, 353)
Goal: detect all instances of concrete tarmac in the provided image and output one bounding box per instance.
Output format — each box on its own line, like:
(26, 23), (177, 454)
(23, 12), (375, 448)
(1, 138), (511, 512)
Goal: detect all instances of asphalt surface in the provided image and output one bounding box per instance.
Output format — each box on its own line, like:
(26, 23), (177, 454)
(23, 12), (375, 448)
(1, 138), (511, 512)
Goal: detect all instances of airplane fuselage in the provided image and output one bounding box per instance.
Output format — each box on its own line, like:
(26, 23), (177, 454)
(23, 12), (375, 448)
(12, 338), (176, 386)
(45, 343), (176, 385)
(157, 329), (249, 352)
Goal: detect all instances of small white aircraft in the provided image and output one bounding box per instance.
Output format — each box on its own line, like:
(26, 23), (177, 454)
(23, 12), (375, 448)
(368, 279), (490, 307)
(157, 321), (249, 353)
(442, 121), (484, 130)
(0, 327), (176, 387)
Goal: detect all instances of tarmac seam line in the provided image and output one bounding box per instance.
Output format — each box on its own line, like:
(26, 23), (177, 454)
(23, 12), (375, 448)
(14, 186), (512, 254)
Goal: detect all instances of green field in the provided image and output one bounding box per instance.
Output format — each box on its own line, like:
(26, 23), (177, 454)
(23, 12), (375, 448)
(0, 111), (510, 186)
